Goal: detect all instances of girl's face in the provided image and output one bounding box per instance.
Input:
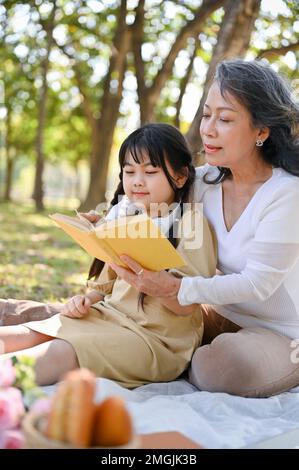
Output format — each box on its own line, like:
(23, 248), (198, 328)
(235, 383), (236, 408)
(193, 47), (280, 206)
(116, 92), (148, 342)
(200, 82), (269, 170)
(122, 152), (186, 214)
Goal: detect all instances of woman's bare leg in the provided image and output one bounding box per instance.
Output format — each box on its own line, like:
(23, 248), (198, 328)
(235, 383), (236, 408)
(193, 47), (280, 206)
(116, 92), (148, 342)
(2, 338), (79, 385)
(0, 325), (53, 353)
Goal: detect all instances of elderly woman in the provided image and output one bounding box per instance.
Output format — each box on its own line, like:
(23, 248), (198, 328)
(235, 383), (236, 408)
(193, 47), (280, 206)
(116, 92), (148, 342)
(112, 59), (299, 398)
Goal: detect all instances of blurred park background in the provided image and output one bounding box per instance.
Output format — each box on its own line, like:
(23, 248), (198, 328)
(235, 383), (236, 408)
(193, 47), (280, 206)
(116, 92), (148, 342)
(0, 0), (298, 302)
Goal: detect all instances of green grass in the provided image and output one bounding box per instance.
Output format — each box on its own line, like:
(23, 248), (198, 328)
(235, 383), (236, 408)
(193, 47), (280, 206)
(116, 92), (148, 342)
(0, 202), (91, 302)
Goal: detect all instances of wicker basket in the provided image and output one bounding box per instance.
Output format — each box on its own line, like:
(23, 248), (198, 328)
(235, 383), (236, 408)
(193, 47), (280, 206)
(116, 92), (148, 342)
(22, 412), (140, 449)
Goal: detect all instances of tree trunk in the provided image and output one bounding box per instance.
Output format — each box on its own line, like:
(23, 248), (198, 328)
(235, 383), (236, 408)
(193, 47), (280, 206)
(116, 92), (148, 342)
(4, 149), (13, 202)
(79, 0), (130, 211)
(32, 67), (48, 211)
(79, 120), (116, 211)
(4, 156), (13, 201)
(186, 0), (261, 161)
(3, 103), (13, 201)
(2, 11), (14, 202)
(32, 2), (56, 212)
(74, 162), (82, 201)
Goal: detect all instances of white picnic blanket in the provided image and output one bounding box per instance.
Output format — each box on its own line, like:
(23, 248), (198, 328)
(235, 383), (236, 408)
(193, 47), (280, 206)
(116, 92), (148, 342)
(43, 379), (299, 449)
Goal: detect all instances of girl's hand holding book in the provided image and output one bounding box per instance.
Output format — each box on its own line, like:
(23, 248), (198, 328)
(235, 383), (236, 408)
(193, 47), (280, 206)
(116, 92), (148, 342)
(75, 210), (101, 225)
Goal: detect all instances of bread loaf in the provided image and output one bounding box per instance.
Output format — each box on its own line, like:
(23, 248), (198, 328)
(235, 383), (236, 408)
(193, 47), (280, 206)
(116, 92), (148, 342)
(46, 368), (96, 447)
(93, 396), (133, 447)
(45, 368), (133, 448)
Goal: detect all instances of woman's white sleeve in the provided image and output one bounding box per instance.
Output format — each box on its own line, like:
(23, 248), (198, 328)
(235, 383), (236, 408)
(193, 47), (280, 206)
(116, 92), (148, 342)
(178, 186), (299, 306)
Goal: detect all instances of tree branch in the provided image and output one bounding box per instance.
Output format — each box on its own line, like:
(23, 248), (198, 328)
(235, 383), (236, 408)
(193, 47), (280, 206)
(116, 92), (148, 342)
(52, 37), (97, 133)
(257, 41), (299, 59)
(174, 38), (199, 129)
(149, 0), (224, 102)
(100, 0), (130, 120)
(130, 0), (147, 112)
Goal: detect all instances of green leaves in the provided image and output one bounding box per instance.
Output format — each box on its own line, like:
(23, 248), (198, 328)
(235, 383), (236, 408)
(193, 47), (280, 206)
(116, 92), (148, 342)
(13, 355), (36, 392)
(13, 355), (44, 409)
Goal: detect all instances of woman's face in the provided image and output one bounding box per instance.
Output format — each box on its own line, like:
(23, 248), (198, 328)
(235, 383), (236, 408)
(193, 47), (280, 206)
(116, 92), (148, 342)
(200, 82), (267, 170)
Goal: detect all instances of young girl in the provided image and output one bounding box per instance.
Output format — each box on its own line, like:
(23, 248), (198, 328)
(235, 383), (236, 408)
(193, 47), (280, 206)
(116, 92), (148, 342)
(0, 123), (217, 387)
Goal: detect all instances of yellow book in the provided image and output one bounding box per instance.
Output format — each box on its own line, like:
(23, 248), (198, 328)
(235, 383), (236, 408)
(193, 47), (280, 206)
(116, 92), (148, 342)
(49, 212), (186, 271)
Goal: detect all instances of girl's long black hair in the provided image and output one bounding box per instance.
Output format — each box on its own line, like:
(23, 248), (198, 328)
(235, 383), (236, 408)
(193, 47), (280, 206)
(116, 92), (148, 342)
(88, 123), (195, 308)
(203, 59), (299, 185)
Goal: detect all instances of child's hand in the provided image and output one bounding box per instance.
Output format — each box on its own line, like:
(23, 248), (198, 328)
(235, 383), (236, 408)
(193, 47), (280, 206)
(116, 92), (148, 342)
(61, 295), (92, 318)
(77, 210), (101, 224)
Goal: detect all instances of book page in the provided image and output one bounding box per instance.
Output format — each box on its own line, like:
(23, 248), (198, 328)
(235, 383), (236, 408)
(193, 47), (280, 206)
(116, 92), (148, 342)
(50, 213), (94, 232)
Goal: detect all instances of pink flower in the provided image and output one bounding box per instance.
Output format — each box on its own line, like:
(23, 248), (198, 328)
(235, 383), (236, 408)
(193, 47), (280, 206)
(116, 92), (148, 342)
(0, 388), (25, 430)
(0, 360), (16, 388)
(30, 397), (52, 415)
(0, 429), (24, 449)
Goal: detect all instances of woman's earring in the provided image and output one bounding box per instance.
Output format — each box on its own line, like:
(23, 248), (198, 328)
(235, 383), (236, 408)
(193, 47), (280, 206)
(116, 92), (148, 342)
(256, 139), (264, 147)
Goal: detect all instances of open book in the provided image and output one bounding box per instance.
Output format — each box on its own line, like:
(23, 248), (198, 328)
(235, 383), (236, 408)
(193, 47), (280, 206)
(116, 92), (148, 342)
(50, 212), (186, 271)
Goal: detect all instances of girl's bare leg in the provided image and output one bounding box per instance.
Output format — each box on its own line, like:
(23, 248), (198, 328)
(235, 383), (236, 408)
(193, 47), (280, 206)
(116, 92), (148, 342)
(2, 338), (79, 385)
(0, 325), (53, 353)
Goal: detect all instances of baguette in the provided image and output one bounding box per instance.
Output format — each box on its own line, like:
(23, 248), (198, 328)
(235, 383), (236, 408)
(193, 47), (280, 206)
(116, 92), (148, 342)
(47, 368), (96, 447)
